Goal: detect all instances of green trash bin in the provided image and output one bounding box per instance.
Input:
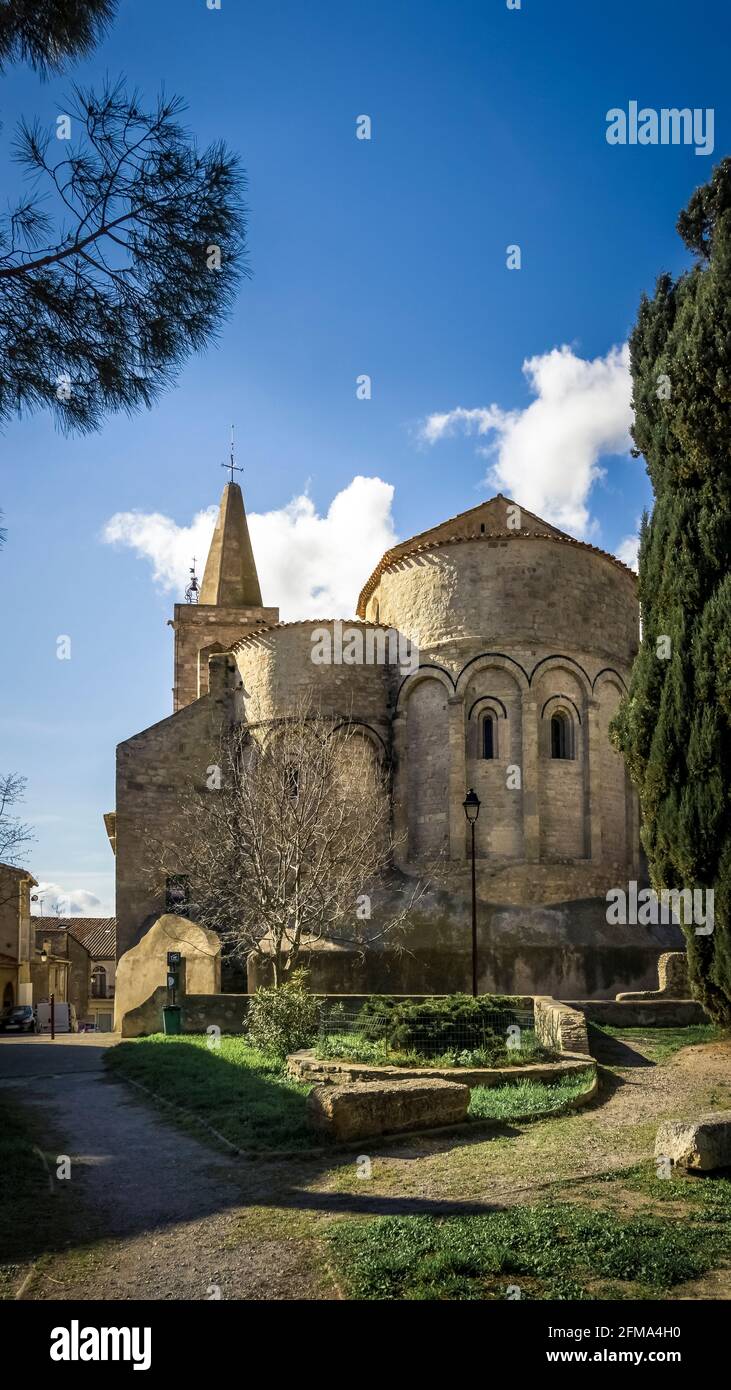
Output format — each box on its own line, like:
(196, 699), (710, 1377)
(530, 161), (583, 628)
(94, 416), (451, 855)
(163, 1005), (182, 1035)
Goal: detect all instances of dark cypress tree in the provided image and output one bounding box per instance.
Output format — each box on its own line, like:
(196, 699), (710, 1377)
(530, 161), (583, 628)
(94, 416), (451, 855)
(0, 0), (117, 76)
(612, 159), (731, 1024)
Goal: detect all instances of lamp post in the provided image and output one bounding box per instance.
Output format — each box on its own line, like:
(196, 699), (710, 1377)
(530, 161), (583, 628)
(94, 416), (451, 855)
(462, 788), (481, 997)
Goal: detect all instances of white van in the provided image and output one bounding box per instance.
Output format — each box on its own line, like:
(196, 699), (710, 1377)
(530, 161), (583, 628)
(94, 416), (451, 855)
(36, 1001), (78, 1034)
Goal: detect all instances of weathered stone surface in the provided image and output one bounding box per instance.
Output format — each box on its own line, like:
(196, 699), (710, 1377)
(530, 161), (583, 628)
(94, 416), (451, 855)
(655, 1113), (731, 1171)
(116, 485), (663, 998)
(290, 1048), (594, 1095)
(617, 951), (690, 1002)
(115, 914), (221, 1034)
(534, 996), (590, 1056)
(570, 998), (706, 1027)
(306, 1077), (470, 1141)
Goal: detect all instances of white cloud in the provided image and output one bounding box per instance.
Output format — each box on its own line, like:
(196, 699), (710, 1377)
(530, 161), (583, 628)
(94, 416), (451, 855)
(103, 504), (219, 593)
(31, 881), (103, 917)
(103, 476), (398, 621)
(419, 343), (633, 537)
(616, 532), (640, 572)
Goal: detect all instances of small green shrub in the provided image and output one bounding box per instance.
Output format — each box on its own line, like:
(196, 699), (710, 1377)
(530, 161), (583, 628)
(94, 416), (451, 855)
(359, 993), (522, 1054)
(246, 972), (320, 1060)
(314, 1028), (555, 1068)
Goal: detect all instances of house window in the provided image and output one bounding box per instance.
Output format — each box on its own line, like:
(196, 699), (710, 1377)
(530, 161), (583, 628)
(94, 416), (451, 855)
(165, 875), (190, 914)
(2, 981), (13, 1009)
(550, 711), (572, 760)
(482, 712), (496, 760)
(91, 966), (107, 999)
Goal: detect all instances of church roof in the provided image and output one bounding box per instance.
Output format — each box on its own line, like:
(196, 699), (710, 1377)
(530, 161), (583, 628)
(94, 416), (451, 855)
(232, 617), (388, 651)
(355, 494), (636, 617)
(200, 481), (263, 607)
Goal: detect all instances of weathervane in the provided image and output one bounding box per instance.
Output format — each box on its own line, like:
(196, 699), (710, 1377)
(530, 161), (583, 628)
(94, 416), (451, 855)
(185, 557), (200, 604)
(222, 424), (242, 485)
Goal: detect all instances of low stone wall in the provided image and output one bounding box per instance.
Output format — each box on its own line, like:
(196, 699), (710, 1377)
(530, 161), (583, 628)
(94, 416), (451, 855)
(566, 999), (708, 1028)
(118, 990), (535, 1038)
(120, 988), (250, 1038)
(307, 1077), (470, 1140)
(616, 951), (690, 1001)
(288, 1048), (594, 1091)
(114, 913), (221, 1033)
(534, 997), (591, 1056)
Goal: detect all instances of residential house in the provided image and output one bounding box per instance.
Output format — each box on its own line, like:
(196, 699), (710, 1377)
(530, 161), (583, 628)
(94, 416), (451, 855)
(0, 862), (37, 1009)
(40, 918), (117, 1031)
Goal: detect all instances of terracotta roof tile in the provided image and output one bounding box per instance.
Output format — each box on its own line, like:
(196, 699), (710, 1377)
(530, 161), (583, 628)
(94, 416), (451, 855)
(40, 917), (116, 959)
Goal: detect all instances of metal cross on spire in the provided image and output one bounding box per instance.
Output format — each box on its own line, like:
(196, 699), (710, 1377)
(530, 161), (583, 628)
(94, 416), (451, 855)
(222, 424), (243, 484)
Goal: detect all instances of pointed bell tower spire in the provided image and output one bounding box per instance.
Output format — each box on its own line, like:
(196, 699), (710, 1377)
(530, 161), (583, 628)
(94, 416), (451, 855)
(200, 428), (263, 606)
(170, 428), (278, 712)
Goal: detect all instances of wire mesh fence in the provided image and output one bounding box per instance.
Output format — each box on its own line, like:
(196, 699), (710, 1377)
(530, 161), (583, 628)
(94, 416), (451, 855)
(317, 1000), (536, 1061)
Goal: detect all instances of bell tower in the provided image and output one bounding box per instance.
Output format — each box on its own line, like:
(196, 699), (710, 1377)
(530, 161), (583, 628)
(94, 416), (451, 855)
(171, 460), (278, 710)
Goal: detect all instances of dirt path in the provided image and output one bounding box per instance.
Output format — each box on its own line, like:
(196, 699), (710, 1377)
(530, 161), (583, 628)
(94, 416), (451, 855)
(1, 1039), (333, 1301)
(4, 1034), (730, 1301)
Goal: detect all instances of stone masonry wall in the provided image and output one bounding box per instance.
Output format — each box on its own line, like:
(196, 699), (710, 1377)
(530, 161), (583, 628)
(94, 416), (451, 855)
(373, 535), (638, 661)
(115, 659), (235, 959)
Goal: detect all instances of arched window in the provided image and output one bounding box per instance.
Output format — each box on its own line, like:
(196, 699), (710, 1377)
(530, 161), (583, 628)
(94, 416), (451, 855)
(482, 712), (496, 760)
(551, 710), (572, 760)
(91, 966), (107, 999)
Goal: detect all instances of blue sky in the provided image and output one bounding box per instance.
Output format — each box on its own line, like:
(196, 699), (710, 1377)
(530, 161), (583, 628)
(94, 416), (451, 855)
(0, 0), (728, 914)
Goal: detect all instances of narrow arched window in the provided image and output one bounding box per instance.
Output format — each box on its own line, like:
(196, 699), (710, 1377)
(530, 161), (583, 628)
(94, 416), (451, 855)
(482, 712), (495, 760)
(91, 966), (107, 999)
(551, 711), (571, 760)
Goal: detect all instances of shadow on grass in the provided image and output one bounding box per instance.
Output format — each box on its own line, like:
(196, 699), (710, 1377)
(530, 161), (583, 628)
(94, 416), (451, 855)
(105, 1035), (316, 1153)
(0, 1093), (100, 1275)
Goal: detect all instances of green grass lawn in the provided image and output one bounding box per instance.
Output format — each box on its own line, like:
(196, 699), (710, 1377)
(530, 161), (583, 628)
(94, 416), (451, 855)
(327, 1168), (731, 1300)
(468, 1069), (594, 1120)
(592, 1023), (725, 1064)
(105, 1034), (318, 1151)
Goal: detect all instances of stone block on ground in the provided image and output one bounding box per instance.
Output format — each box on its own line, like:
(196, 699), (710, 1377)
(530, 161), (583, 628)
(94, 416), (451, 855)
(307, 1077), (470, 1141)
(655, 1112), (731, 1172)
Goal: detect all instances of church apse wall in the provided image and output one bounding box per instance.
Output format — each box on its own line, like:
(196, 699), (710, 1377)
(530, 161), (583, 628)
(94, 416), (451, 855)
(114, 487), (681, 999)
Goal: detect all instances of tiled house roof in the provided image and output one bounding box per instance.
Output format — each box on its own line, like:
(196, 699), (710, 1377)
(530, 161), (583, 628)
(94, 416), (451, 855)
(39, 918), (116, 960)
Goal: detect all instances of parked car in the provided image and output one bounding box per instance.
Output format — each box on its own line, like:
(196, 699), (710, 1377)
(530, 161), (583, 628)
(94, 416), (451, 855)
(0, 1004), (39, 1034)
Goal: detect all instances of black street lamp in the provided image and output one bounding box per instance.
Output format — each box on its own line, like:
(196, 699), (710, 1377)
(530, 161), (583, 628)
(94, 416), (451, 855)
(462, 788), (481, 997)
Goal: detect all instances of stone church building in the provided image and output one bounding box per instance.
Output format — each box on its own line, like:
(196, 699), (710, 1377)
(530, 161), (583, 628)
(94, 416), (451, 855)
(111, 479), (681, 1000)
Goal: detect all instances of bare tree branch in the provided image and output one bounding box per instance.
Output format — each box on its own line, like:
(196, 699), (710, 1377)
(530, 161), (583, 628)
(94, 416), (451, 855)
(144, 700), (425, 987)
